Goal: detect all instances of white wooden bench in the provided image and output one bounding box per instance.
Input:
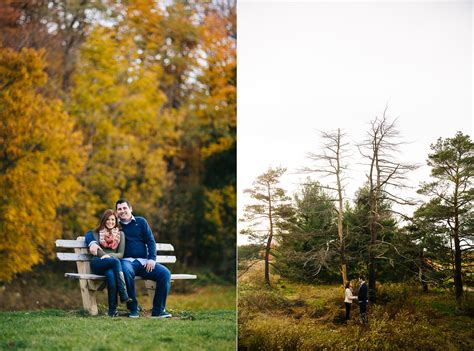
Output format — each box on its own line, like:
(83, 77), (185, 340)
(56, 236), (197, 315)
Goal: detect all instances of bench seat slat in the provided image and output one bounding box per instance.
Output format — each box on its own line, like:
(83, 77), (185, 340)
(65, 273), (197, 280)
(55, 239), (174, 252)
(57, 253), (177, 263)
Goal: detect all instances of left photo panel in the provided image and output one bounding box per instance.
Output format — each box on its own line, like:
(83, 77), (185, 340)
(0, 1), (236, 350)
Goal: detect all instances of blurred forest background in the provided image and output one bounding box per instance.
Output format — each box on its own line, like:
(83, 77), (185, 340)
(0, 0), (236, 305)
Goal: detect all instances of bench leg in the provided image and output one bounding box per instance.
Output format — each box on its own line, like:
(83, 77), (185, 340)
(75, 242), (99, 316)
(79, 280), (98, 316)
(144, 280), (156, 300)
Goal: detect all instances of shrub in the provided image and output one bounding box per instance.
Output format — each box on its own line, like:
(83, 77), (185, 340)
(239, 289), (290, 313)
(376, 282), (411, 304)
(305, 302), (327, 318)
(238, 277), (467, 350)
(239, 303), (455, 350)
(239, 315), (338, 351)
(457, 295), (474, 316)
(238, 260), (281, 288)
(343, 305), (452, 350)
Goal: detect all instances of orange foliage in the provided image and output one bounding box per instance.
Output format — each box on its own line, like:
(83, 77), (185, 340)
(0, 48), (85, 281)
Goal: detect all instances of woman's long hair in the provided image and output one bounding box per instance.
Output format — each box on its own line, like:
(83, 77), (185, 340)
(93, 209), (121, 234)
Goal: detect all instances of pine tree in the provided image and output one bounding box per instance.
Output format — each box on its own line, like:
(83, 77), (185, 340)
(275, 179), (339, 282)
(240, 167), (293, 287)
(417, 132), (473, 301)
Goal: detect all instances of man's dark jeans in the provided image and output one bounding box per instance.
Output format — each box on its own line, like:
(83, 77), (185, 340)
(359, 301), (368, 324)
(121, 259), (171, 316)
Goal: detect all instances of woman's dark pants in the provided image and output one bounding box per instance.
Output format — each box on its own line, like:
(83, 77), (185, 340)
(91, 257), (128, 315)
(345, 302), (351, 321)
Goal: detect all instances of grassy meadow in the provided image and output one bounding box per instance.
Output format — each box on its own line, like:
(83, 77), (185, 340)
(238, 261), (473, 350)
(1, 309), (235, 350)
(0, 266), (236, 350)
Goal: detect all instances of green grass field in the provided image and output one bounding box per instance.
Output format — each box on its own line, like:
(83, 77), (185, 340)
(0, 281), (236, 350)
(1, 309), (235, 350)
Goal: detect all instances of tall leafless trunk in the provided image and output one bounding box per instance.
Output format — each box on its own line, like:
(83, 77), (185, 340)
(359, 107), (418, 302)
(335, 130), (348, 286)
(304, 129), (349, 286)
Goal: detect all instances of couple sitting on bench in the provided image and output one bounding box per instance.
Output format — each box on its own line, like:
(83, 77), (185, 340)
(85, 198), (171, 318)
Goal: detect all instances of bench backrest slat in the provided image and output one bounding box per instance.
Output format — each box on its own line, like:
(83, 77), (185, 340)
(57, 252), (177, 263)
(55, 238), (175, 252)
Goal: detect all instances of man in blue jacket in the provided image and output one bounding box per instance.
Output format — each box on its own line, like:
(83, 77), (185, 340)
(91, 199), (171, 318)
(357, 275), (368, 325)
(117, 199), (171, 318)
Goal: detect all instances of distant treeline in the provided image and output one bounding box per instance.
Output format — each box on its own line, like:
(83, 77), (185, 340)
(0, 0), (236, 281)
(240, 123), (473, 303)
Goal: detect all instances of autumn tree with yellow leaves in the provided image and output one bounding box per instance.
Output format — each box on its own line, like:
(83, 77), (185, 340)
(0, 48), (85, 281)
(0, 0), (236, 282)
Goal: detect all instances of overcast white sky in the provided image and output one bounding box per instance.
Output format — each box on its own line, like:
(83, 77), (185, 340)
(237, 0), (473, 245)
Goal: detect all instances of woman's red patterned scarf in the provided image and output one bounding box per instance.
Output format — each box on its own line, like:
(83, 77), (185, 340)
(99, 227), (121, 250)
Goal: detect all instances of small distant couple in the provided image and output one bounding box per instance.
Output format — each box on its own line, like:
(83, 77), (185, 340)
(85, 199), (172, 318)
(344, 275), (368, 325)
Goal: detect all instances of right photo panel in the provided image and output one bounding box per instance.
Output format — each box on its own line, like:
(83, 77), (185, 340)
(237, 1), (473, 350)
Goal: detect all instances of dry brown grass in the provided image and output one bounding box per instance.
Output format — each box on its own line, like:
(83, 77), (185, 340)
(238, 259), (473, 350)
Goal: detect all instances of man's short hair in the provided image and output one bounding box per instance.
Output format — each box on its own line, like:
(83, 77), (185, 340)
(115, 198), (131, 209)
(359, 275), (365, 281)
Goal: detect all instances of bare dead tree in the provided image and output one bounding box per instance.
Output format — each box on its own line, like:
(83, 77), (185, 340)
(302, 128), (351, 286)
(358, 107), (418, 301)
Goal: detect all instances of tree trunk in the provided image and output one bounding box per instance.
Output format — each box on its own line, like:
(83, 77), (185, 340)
(368, 245), (377, 302)
(340, 261), (347, 287)
(453, 229), (463, 300)
(338, 214), (347, 286)
(368, 193), (378, 302)
(264, 231), (272, 287)
(421, 273), (428, 292)
(419, 249), (428, 292)
(335, 128), (348, 286)
(337, 206), (347, 286)
(453, 182), (463, 301)
(265, 182), (273, 287)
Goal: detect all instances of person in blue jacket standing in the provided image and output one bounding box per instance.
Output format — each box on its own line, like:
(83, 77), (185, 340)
(357, 275), (368, 325)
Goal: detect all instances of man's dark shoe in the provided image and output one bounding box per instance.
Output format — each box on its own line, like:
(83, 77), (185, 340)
(151, 311), (172, 319)
(129, 310), (139, 318)
(126, 300), (141, 312)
